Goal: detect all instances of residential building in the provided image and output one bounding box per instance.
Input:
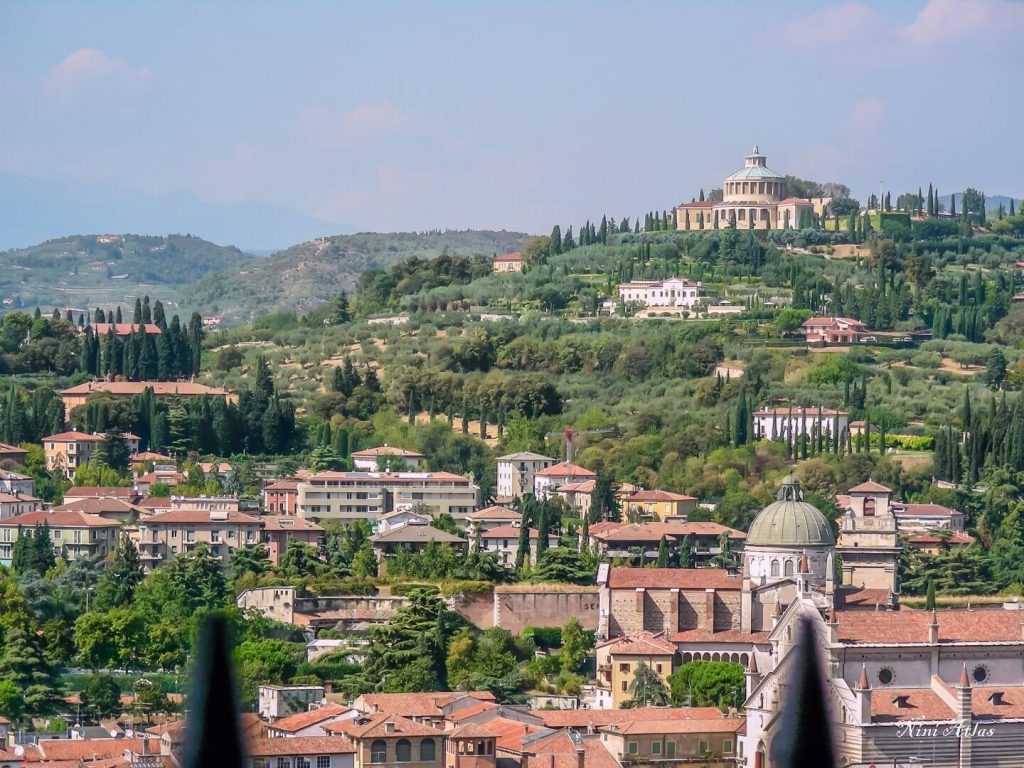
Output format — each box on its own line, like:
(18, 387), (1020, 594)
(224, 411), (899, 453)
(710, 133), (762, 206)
(496, 452), (555, 499)
(0, 468), (34, 496)
(84, 322), (162, 337)
(43, 431), (101, 476)
(372, 521), (466, 562)
(618, 277), (704, 310)
(595, 631), (677, 709)
(555, 480), (595, 512)
(0, 442), (27, 465)
(466, 505), (521, 536)
(199, 460), (234, 480)
(247, 736), (356, 768)
(905, 529), (975, 554)
(52, 496), (145, 524)
(133, 509), (262, 570)
(800, 315), (867, 344)
(64, 485), (141, 504)
(264, 479), (300, 514)
(351, 691), (496, 729)
(350, 445), (424, 471)
(674, 145), (821, 231)
(478, 525), (559, 567)
(262, 515), (323, 565)
(134, 469), (187, 493)
(599, 717), (744, 766)
(492, 252), (524, 273)
(297, 471), (479, 523)
(0, 492), (43, 519)
(0, 509), (120, 566)
(533, 462), (596, 501)
(752, 406), (850, 441)
(327, 713), (445, 768)
(259, 684), (325, 720)
(621, 490), (698, 521)
(588, 521), (745, 566)
(891, 501), (966, 533)
(60, 379), (234, 414)
(444, 723), (496, 768)
(376, 509), (431, 533)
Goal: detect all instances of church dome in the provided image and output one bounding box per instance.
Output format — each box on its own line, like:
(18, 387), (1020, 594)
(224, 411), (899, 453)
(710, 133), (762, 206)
(725, 144), (783, 181)
(746, 474), (834, 548)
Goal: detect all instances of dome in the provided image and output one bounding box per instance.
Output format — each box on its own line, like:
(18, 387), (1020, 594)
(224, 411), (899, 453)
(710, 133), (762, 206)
(746, 475), (834, 547)
(725, 144), (783, 181)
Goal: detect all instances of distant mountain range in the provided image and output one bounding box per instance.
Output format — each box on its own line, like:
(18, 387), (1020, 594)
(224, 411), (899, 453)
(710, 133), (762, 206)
(0, 173), (338, 252)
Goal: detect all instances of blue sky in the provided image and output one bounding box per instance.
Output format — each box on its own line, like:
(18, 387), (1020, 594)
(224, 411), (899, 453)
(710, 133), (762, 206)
(1, 0), (1023, 238)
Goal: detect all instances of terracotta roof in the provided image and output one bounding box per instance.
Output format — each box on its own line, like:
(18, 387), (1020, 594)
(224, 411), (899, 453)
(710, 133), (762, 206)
(604, 718), (745, 735)
(372, 524), (465, 545)
(536, 462), (595, 479)
(594, 521), (744, 544)
(624, 490), (697, 503)
(267, 703), (352, 733)
(871, 689), (954, 722)
(0, 442), (26, 454)
(468, 506), (521, 521)
(143, 510), (261, 525)
(138, 496), (173, 509)
(836, 587), (893, 609)
(836, 610), (1024, 644)
(526, 732), (621, 768)
(537, 707), (723, 729)
(35, 737), (160, 761)
(327, 713), (442, 739)
(676, 200), (715, 209)
(261, 515), (323, 532)
(481, 716), (546, 751)
(88, 323), (162, 336)
(133, 451), (174, 462)
(597, 631), (677, 655)
(558, 480), (596, 493)
(847, 480), (893, 494)
(44, 430), (102, 442)
(65, 486), (137, 499)
(54, 498), (144, 517)
(444, 701), (499, 722)
(351, 446), (424, 458)
(670, 629), (770, 644)
(896, 502), (959, 517)
(61, 381), (231, 397)
(0, 509), (118, 528)
(906, 531), (975, 545)
(972, 686), (1024, 719)
(588, 521), (626, 536)
(354, 692), (494, 718)
(449, 722), (497, 739)
(247, 736), (356, 756)
(606, 568), (743, 591)
(753, 407), (849, 417)
(264, 480), (300, 492)
(0, 492), (40, 503)
(135, 471), (187, 484)
(493, 252), (523, 262)
(496, 452), (553, 462)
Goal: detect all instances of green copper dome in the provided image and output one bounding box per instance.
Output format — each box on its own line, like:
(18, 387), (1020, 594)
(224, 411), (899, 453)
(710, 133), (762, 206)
(746, 475), (834, 547)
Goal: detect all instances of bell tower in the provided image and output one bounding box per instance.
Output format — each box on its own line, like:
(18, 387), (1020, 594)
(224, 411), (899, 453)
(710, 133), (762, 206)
(836, 480), (901, 594)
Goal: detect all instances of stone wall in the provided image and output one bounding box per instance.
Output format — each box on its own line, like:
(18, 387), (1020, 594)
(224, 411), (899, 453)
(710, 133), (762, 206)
(608, 587), (741, 637)
(491, 587), (600, 634)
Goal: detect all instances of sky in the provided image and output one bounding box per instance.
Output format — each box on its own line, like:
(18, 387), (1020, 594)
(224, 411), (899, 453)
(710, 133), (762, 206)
(1, 0), (1023, 243)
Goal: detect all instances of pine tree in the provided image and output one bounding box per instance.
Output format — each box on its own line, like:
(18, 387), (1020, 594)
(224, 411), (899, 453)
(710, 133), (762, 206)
(94, 534), (143, 608)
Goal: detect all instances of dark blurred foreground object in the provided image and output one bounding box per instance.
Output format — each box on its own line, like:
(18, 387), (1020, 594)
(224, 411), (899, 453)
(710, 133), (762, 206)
(184, 614), (245, 768)
(770, 616), (837, 768)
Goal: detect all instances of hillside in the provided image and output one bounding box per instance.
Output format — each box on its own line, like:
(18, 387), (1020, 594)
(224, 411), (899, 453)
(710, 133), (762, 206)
(182, 229), (531, 322)
(0, 233), (252, 314)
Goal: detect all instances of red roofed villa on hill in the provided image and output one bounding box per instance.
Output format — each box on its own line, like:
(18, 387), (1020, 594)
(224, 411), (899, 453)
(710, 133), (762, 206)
(800, 315), (867, 344)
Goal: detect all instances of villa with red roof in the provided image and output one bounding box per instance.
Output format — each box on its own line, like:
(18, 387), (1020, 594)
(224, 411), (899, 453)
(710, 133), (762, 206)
(800, 315), (867, 344)
(492, 252), (524, 273)
(621, 489), (698, 520)
(0, 509), (120, 565)
(533, 461), (596, 501)
(350, 445), (424, 471)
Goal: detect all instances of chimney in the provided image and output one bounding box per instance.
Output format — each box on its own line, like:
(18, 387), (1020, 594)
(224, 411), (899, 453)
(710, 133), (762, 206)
(635, 588), (645, 624)
(549, 755), (555, 768)
(929, 611), (939, 645)
(704, 589), (715, 632)
(576, 747), (585, 768)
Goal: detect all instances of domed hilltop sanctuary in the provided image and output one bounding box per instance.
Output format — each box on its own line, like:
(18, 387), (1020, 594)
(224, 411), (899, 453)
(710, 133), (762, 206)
(674, 145), (829, 230)
(597, 475), (1024, 768)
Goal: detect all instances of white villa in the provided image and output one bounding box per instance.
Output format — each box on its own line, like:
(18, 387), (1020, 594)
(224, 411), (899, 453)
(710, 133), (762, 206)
(618, 277), (704, 310)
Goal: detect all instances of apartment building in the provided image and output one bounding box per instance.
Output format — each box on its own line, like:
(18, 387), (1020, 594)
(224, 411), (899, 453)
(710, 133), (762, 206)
(622, 489), (698, 521)
(350, 445), (423, 471)
(0, 491), (43, 519)
(261, 515), (323, 565)
(133, 509), (262, 570)
(297, 471), (479, 523)
(263, 479), (299, 514)
(43, 430), (142, 477)
(0, 509), (120, 566)
(533, 462), (596, 501)
(328, 714), (444, 768)
(495, 452), (555, 499)
(595, 632), (677, 709)
(60, 379), (234, 414)
(0, 468), (35, 496)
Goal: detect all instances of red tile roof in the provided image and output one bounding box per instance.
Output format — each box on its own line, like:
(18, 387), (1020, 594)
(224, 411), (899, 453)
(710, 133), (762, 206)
(896, 502), (958, 517)
(594, 521), (744, 544)
(264, 479), (299, 492)
(527, 732), (621, 768)
(606, 567), (743, 591)
(35, 738), (160, 761)
(493, 252), (524, 263)
(536, 707), (723, 729)
(53, 498), (145, 517)
(468, 506), (521, 521)
(753, 407), (849, 417)
(327, 713), (442, 739)
(247, 736), (356, 756)
(44, 430), (102, 442)
(972, 686), (1024, 719)
(907, 531), (975, 546)
(0, 509), (118, 528)
(444, 701), (499, 722)
(61, 381), (231, 397)
(65, 486), (137, 499)
(448, 722), (497, 739)
(354, 691), (494, 718)
(535, 462), (596, 478)
(604, 718), (745, 735)
(558, 480), (596, 493)
(871, 689), (953, 722)
(143, 510), (261, 525)
(597, 631), (677, 655)
(351, 446), (424, 458)
(836, 610), (1024, 644)
(89, 323), (162, 336)
(267, 703), (352, 733)
(847, 480), (894, 494)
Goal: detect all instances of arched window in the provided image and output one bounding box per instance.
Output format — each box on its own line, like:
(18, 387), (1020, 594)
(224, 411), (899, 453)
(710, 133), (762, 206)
(784, 560), (795, 577)
(371, 741), (387, 764)
(396, 739), (412, 762)
(864, 498), (876, 516)
(770, 560), (780, 577)
(420, 739), (436, 762)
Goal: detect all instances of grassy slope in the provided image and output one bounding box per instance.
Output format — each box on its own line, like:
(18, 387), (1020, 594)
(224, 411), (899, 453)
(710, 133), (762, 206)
(183, 230), (532, 323)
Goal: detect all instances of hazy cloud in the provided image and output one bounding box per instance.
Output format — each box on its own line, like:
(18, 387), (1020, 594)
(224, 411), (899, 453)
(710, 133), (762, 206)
(44, 48), (151, 104)
(899, 0), (1024, 45)
(297, 102), (415, 144)
(776, 3), (879, 48)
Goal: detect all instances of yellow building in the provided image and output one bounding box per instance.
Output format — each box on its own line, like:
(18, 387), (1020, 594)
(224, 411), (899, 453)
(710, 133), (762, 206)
(492, 252), (524, 273)
(595, 631), (677, 709)
(599, 717), (745, 767)
(328, 713), (444, 768)
(622, 489), (698, 521)
(43, 430), (141, 478)
(675, 146), (822, 231)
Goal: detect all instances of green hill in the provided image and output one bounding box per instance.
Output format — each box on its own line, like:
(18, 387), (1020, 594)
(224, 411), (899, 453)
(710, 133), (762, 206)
(182, 229), (531, 323)
(0, 233), (251, 314)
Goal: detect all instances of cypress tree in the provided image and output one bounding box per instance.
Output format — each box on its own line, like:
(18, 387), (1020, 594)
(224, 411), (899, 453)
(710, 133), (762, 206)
(950, 193), (956, 217)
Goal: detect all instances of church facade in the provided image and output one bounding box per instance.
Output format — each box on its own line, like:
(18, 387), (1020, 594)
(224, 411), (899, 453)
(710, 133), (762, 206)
(674, 146), (825, 231)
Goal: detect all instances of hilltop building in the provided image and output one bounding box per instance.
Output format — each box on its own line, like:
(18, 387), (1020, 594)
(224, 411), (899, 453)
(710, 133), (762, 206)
(618, 278), (704, 310)
(752, 406), (850, 442)
(674, 146), (826, 231)
(60, 380), (234, 414)
(492, 252), (524, 273)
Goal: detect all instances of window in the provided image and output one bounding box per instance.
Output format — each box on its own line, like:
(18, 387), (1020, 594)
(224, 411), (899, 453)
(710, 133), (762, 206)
(723, 740), (733, 753)
(655, 663), (663, 674)
(172, 529), (178, 538)
(698, 740), (708, 754)
(619, 663), (630, 673)
(253, 760), (270, 768)
(877, 667), (894, 685)
(627, 742), (638, 755)
(296, 759), (311, 768)
(620, 681), (628, 692)
(395, 739), (411, 762)
(973, 665), (989, 684)
(651, 742), (661, 755)
(770, 560), (780, 577)
(316, 758), (330, 768)
(371, 740), (387, 763)
(665, 742), (675, 759)
(53, 530), (62, 539)
(784, 560), (794, 577)
(419, 738), (435, 762)
(277, 759), (290, 768)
